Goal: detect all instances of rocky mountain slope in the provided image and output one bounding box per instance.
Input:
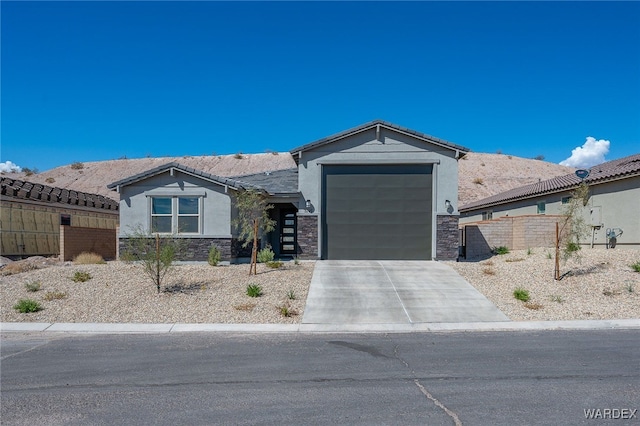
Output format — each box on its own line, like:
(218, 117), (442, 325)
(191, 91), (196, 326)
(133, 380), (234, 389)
(3, 152), (574, 206)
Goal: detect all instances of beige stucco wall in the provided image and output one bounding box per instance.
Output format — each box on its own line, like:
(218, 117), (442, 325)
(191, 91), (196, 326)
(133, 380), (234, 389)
(460, 175), (640, 247)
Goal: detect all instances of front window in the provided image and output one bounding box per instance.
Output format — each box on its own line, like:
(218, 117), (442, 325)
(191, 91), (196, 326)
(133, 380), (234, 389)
(537, 201), (546, 214)
(150, 197), (200, 234)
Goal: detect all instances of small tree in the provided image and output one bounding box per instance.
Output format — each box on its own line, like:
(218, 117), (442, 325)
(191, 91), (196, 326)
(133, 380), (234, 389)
(555, 182), (590, 280)
(232, 189), (276, 275)
(121, 225), (186, 292)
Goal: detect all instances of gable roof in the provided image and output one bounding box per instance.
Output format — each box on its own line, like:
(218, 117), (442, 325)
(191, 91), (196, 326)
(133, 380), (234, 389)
(460, 153), (640, 212)
(289, 119), (470, 159)
(107, 162), (264, 192)
(1, 177), (119, 211)
(231, 168), (299, 196)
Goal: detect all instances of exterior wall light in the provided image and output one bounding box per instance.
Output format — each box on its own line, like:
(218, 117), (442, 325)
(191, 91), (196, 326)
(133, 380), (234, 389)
(305, 199), (312, 209)
(445, 200), (451, 209)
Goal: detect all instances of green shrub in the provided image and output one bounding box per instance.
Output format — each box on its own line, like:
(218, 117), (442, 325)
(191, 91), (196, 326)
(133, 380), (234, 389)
(513, 288), (530, 302)
(246, 284), (263, 298)
(266, 261), (283, 269)
(70, 161), (84, 170)
(208, 246), (221, 266)
(72, 271), (92, 282)
(527, 248), (533, 256)
(625, 283), (634, 294)
(631, 262), (640, 273)
(13, 299), (42, 313)
(44, 291), (67, 301)
(119, 251), (136, 263)
(257, 247), (275, 263)
(493, 246), (510, 255)
(287, 289), (296, 300)
(25, 281), (42, 292)
(550, 295), (564, 303)
(279, 305), (293, 317)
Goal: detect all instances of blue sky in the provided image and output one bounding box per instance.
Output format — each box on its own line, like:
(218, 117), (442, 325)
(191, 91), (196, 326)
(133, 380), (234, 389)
(2, 1), (639, 172)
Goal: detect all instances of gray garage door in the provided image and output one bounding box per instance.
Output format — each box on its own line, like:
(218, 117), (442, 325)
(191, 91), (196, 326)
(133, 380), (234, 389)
(322, 164), (433, 260)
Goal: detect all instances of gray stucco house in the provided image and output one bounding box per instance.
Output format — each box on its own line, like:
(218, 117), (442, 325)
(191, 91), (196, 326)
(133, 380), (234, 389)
(108, 120), (469, 261)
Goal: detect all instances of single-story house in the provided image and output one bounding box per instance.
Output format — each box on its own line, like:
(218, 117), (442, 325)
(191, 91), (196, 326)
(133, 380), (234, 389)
(0, 177), (119, 259)
(459, 153), (640, 255)
(108, 120), (470, 261)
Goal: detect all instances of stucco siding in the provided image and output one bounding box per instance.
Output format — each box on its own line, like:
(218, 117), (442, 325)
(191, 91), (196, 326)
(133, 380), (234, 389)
(117, 170), (232, 237)
(460, 176), (640, 247)
(297, 127), (460, 221)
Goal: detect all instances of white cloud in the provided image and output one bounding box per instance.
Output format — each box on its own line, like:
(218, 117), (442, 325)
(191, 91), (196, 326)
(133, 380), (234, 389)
(0, 161), (22, 173)
(559, 137), (610, 169)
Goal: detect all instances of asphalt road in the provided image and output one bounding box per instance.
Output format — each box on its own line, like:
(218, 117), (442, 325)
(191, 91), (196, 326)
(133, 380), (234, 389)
(1, 330), (638, 425)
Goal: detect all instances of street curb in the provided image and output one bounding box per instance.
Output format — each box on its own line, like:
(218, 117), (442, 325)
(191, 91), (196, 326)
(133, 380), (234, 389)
(2, 319), (639, 334)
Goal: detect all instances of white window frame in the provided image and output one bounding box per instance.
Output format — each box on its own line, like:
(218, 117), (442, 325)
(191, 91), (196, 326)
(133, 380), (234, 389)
(149, 196), (202, 235)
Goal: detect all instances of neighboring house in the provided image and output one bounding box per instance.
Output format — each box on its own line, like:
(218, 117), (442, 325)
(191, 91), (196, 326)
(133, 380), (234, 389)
(0, 177), (119, 258)
(459, 153), (640, 255)
(108, 120), (470, 261)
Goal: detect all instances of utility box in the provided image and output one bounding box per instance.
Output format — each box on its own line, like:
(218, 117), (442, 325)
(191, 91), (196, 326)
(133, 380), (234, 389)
(590, 206), (602, 227)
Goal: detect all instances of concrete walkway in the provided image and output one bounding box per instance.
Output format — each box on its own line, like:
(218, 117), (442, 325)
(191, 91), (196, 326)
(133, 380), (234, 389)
(301, 260), (509, 324)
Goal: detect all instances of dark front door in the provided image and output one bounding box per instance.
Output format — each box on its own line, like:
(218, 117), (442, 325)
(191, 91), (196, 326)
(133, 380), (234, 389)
(279, 210), (297, 256)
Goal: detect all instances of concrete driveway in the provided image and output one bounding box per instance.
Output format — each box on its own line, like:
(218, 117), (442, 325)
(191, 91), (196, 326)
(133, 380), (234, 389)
(302, 261), (509, 324)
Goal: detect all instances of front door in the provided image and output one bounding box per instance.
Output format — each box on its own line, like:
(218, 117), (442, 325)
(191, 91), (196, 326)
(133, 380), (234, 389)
(279, 210), (297, 256)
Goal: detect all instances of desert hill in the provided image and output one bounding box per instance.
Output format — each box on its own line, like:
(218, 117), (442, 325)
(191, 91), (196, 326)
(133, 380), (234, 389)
(3, 152), (574, 206)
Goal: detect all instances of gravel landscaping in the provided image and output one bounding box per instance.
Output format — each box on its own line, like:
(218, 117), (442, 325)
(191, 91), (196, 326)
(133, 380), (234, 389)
(445, 248), (640, 321)
(1, 259), (314, 324)
(1, 247), (638, 324)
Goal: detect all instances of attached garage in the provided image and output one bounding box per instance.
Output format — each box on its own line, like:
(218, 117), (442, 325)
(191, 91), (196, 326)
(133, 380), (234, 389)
(322, 164), (433, 260)
(291, 120), (470, 261)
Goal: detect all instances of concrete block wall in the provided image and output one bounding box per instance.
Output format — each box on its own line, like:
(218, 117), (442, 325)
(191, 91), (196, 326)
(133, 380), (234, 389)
(60, 225), (117, 261)
(462, 215), (564, 258)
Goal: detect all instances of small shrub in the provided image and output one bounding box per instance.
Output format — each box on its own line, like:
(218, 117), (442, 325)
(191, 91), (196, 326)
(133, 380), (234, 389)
(246, 284), (263, 297)
(208, 246), (221, 266)
(631, 262), (640, 273)
(482, 268), (496, 276)
(257, 247), (275, 263)
(44, 291), (67, 301)
(524, 302), (543, 310)
(72, 271), (92, 282)
(45, 177), (56, 184)
(279, 305), (293, 317)
(473, 177), (484, 185)
(294, 257), (300, 265)
(492, 246), (510, 255)
(513, 288), (530, 302)
(527, 248), (533, 256)
(266, 261), (283, 269)
(546, 251), (553, 260)
(1, 262), (37, 276)
(626, 283), (635, 293)
(287, 290), (296, 300)
(234, 303), (256, 312)
(70, 162), (84, 170)
(23, 167), (38, 176)
(73, 252), (105, 264)
(550, 295), (564, 303)
(534, 155), (545, 161)
(234, 152), (244, 159)
(25, 281), (42, 292)
(13, 299), (42, 313)
(496, 149), (503, 155)
(565, 242), (581, 254)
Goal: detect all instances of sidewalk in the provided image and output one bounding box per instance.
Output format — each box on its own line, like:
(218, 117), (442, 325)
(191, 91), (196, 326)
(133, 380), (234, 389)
(2, 319), (639, 334)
